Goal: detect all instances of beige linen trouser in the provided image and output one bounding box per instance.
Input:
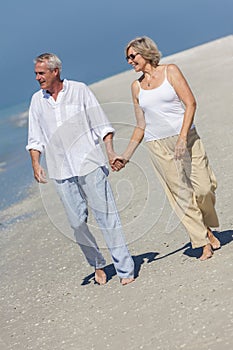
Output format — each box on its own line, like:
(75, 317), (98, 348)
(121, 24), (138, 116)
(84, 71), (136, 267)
(146, 127), (219, 248)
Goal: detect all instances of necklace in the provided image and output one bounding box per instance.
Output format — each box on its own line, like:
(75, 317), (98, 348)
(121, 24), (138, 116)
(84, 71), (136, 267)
(146, 74), (152, 87)
(145, 66), (158, 87)
(146, 74), (153, 87)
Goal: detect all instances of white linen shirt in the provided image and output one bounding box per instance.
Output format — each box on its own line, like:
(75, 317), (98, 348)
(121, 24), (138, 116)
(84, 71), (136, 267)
(26, 79), (115, 179)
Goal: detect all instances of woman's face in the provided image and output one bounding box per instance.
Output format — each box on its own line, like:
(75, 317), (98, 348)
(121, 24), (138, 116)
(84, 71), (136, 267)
(126, 46), (146, 72)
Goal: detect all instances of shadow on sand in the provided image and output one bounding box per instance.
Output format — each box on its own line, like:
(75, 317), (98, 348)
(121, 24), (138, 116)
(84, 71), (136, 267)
(81, 230), (233, 285)
(183, 229), (233, 258)
(81, 252), (159, 285)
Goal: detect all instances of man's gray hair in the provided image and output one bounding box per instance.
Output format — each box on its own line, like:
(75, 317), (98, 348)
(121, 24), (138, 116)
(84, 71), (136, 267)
(34, 53), (62, 73)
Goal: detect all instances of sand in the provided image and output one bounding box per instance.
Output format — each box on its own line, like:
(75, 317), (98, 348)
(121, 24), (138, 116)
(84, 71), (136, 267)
(0, 35), (232, 350)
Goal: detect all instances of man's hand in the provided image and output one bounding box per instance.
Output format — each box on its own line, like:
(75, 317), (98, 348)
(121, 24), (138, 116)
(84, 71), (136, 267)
(109, 155), (128, 172)
(29, 149), (47, 183)
(33, 164), (47, 183)
(174, 136), (187, 160)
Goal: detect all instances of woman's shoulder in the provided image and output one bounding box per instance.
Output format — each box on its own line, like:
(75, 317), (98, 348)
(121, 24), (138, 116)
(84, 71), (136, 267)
(164, 64), (184, 85)
(131, 78), (142, 101)
(131, 77), (142, 90)
(132, 74), (144, 85)
(165, 63), (183, 77)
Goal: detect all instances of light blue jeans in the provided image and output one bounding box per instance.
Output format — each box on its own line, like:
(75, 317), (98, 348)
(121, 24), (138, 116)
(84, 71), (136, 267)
(54, 167), (134, 279)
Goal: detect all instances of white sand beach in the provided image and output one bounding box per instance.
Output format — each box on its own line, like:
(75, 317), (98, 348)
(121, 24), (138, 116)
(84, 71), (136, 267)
(0, 35), (232, 350)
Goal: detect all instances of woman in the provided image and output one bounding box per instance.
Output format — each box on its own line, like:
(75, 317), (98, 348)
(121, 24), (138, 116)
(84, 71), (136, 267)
(113, 36), (220, 260)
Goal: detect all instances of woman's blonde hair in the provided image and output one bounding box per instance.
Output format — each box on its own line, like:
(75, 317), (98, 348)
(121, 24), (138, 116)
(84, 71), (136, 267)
(125, 36), (162, 67)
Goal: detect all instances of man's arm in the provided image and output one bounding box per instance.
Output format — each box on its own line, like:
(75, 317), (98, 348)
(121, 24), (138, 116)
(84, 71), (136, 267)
(103, 133), (125, 171)
(29, 149), (47, 183)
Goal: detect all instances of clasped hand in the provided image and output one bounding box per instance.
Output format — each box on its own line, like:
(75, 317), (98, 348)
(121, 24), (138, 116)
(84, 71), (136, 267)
(109, 155), (128, 172)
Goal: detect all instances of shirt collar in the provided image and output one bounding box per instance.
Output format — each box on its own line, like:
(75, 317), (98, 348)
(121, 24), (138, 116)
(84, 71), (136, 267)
(42, 79), (67, 99)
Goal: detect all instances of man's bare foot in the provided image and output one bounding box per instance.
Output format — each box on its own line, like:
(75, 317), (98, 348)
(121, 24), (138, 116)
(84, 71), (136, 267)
(121, 277), (135, 286)
(199, 243), (213, 261)
(207, 227), (221, 250)
(95, 269), (107, 285)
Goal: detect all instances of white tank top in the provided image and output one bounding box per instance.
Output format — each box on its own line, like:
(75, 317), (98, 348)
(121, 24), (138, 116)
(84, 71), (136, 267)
(138, 66), (194, 142)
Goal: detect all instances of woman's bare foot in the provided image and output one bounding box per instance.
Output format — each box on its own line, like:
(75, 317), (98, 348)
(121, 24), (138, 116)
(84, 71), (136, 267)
(207, 227), (221, 250)
(95, 269), (107, 285)
(121, 277), (135, 286)
(199, 243), (213, 261)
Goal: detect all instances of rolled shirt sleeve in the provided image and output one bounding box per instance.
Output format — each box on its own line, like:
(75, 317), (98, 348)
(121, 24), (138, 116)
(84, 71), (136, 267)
(26, 95), (45, 153)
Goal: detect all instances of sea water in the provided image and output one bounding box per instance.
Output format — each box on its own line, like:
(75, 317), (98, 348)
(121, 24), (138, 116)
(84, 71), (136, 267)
(0, 102), (34, 211)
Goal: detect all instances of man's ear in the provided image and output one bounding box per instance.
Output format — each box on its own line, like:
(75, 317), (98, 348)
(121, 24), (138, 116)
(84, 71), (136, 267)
(54, 67), (60, 76)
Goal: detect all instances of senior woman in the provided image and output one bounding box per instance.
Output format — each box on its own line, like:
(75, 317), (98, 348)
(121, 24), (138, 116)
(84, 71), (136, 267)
(113, 36), (220, 260)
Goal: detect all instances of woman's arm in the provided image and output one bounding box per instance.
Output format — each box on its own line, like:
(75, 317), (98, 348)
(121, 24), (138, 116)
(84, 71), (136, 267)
(121, 80), (146, 162)
(167, 64), (197, 159)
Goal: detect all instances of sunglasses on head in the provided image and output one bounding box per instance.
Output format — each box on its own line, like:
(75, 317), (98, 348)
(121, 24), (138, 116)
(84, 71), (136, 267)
(125, 53), (140, 61)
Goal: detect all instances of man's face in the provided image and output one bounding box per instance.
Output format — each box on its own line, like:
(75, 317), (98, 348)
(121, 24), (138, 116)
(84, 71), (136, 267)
(34, 60), (57, 91)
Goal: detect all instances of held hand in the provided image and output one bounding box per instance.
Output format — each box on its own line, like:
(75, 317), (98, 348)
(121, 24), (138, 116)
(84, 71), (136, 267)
(109, 155), (128, 172)
(33, 164), (47, 183)
(174, 136), (187, 160)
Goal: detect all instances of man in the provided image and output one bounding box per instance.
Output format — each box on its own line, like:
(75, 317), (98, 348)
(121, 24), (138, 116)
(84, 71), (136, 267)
(26, 53), (134, 285)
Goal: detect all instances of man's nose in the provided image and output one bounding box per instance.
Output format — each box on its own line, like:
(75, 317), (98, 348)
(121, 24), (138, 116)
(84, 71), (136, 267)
(35, 73), (41, 80)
